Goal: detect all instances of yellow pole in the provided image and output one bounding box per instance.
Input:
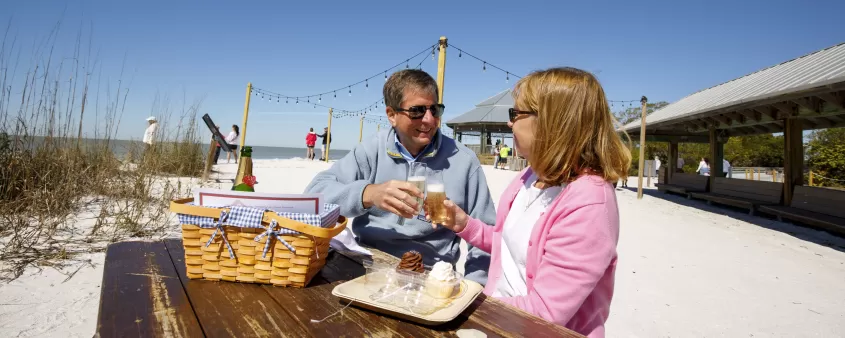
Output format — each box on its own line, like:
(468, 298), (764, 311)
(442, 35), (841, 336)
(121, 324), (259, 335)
(325, 108), (333, 163)
(772, 170), (776, 182)
(436, 36), (447, 126)
(809, 171), (814, 186)
(377, 124), (380, 132)
(637, 96), (648, 199)
(359, 116), (364, 143)
(239, 82), (252, 148)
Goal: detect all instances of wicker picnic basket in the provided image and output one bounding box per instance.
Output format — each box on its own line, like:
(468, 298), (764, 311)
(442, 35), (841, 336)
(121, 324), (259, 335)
(170, 198), (347, 287)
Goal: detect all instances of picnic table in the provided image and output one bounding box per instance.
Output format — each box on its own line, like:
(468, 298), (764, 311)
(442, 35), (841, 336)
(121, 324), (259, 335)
(96, 239), (583, 337)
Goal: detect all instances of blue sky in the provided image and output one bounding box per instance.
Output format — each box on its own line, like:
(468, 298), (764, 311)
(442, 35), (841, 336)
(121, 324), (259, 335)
(2, 0), (843, 150)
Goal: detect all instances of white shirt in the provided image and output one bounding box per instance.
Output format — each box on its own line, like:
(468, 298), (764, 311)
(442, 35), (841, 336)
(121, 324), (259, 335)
(143, 123), (157, 145)
(697, 161), (710, 176)
(655, 159), (661, 170)
(493, 173), (564, 297)
(677, 157), (685, 169)
(723, 159), (731, 173)
(225, 131), (239, 145)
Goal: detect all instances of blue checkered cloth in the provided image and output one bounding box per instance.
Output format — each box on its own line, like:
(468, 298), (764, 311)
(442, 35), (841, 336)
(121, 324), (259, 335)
(177, 203), (340, 229)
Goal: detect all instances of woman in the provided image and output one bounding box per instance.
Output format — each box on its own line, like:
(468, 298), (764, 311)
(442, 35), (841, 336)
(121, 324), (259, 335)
(697, 157), (710, 176)
(429, 67), (629, 337)
(225, 125), (240, 164)
(305, 128), (318, 160)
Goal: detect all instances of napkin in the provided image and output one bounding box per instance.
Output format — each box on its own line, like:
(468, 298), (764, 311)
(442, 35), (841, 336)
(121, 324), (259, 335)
(330, 227), (372, 256)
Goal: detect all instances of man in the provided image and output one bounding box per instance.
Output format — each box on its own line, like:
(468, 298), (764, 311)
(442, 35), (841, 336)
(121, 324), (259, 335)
(143, 116), (158, 157)
(723, 158), (731, 178)
(317, 127), (332, 161)
(492, 144), (501, 168)
(304, 69), (496, 285)
(498, 144), (511, 170)
(654, 155), (662, 178)
(677, 156), (685, 173)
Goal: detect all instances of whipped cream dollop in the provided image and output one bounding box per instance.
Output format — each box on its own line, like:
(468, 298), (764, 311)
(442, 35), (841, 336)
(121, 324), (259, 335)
(429, 261), (457, 281)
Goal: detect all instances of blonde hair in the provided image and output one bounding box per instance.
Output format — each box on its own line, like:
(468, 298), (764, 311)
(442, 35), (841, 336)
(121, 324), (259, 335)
(513, 67), (631, 185)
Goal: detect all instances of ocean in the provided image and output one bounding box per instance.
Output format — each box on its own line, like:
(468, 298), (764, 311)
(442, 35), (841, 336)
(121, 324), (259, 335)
(5, 136), (351, 161)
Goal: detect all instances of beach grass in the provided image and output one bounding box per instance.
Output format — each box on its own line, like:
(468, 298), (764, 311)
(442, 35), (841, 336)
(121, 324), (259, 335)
(0, 32), (203, 281)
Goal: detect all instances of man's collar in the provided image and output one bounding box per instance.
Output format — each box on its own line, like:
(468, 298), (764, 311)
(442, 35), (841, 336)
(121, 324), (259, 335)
(386, 127), (441, 161)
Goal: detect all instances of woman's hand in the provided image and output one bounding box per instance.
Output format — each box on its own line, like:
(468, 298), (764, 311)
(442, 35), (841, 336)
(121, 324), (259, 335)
(426, 200), (469, 233)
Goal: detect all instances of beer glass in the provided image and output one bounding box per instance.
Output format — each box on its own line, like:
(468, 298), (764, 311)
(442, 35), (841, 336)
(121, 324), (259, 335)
(425, 169), (448, 224)
(407, 163), (427, 216)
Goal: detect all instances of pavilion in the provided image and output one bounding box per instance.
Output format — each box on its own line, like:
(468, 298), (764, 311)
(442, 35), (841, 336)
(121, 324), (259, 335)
(621, 42), (845, 235)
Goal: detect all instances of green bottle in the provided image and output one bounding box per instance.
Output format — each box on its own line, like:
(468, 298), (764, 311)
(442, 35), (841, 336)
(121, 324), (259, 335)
(232, 146), (256, 192)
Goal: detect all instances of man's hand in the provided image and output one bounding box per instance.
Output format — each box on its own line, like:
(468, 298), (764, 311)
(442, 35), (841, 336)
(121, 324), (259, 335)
(362, 180), (423, 219)
(426, 200), (469, 233)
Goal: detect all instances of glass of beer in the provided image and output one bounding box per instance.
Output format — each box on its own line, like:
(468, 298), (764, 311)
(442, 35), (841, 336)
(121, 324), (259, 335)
(407, 163), (427, 216)
(425, 169), (448, 224)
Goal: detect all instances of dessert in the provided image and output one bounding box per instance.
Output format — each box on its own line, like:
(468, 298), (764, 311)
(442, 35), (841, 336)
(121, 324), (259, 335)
(426, 261), (460, 299)
(397, 251), (425, 273)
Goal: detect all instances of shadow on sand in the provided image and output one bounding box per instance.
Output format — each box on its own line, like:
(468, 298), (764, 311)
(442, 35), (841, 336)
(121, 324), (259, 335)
(616, 185), (845, 254)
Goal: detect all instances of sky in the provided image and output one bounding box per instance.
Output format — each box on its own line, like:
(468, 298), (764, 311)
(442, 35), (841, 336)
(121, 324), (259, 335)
(1, 0), (843, 150)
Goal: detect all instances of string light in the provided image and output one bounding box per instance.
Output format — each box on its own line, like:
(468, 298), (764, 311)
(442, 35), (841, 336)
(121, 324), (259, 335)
(348, 86), (352, 96)
(432, 46), (436, 60)
(483, 62), (486, 72)
(319, 95), (322, 103)
(506, 72), (509, 83)
(250, 43), (435, 103)
(365, 79), (368, 90)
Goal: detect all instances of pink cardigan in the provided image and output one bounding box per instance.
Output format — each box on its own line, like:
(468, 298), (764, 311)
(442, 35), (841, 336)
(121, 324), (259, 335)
(458, 168), (620, 338)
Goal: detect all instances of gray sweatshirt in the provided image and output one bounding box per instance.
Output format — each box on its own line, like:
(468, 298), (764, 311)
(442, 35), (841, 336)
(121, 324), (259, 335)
(304, 128), (496, 285)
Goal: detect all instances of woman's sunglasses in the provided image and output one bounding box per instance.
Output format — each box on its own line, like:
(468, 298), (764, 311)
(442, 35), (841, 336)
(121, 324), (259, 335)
(393, 104), (446, 120)
(508, 108), (537, 122)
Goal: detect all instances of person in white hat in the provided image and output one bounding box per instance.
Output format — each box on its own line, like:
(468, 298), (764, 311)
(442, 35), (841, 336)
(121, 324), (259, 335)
(143, 116), (158, 152)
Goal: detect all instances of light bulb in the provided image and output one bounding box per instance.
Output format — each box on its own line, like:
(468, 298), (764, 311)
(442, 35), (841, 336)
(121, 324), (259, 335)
(483, 62), (486, 72)
(319, 95), (322, 103)
(506, 73), (509, 83)
(348, 87), (351, 96)
(458, 51), (461, 58)
(384, 72), (387, 81)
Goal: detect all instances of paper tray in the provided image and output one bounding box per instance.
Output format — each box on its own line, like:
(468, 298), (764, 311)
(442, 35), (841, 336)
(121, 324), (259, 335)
(331, 275), (484, 325)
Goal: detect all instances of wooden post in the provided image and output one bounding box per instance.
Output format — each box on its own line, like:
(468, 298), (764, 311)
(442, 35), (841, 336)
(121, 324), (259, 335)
(325, 108), (333, 163)
(377, 124), (380, 132)
(709, 126), (723, 189)
(359, 116), (364, 143)
(809, 171), (814, 186)
(637, 96), (648, 199)
(201, 137), (216, 182)
(783, 118), (803, 205)
(646, 160), (652, 187)
(436, 36), (447, 127)
(668, 141), (678, 184)
(239, 83), (252, 148)
(772, 169), (777, 182)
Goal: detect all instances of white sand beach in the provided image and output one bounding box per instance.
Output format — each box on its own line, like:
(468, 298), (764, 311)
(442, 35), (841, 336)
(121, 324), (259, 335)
(1, 158), (844, 337)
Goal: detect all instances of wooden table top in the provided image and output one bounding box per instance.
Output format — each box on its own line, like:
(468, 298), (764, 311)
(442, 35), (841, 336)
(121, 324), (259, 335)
(96, 239), (583, 338)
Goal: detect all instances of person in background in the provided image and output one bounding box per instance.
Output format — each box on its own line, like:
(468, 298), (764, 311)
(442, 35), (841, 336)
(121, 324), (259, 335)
(677, 156), (685, 173)
(430, 67), (629, 337)
(143, 116), (158, 158)
(225, 125), (240, 164)
(304, 69), (495, 285)
(317, 127), (332, 161)
(654, 155), (661, 178)
(498, 144), (511, 170)
(697, 157), (711, 176)
(723, 158), (731, 178)
(306, 128), (318, 160)
(493, 144), (501, 169)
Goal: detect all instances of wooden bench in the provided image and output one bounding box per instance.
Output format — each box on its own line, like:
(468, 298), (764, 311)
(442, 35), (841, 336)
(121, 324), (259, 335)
(759, 185), (845, 236)
(656, 173), (709, 198)
(689, 178), (782, 215)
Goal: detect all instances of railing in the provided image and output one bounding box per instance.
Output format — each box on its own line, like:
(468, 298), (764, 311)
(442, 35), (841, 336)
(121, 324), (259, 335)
(733, 167), (783, 182)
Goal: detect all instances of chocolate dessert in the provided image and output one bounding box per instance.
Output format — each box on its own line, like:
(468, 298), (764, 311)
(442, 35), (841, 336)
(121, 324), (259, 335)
(397, 251), (424, 273)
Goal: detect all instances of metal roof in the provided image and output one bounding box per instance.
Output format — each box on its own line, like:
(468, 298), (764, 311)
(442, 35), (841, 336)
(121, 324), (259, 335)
(446, 89), (513, 125)
(622, 42), (845, 132)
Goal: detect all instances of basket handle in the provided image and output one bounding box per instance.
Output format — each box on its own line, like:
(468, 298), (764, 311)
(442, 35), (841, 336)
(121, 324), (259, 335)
(170, 198), (347, 238)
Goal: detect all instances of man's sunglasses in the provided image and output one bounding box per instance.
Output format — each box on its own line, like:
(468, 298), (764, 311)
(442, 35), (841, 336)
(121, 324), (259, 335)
(508, 108), (537, 122)
(393, 104), (446, 119)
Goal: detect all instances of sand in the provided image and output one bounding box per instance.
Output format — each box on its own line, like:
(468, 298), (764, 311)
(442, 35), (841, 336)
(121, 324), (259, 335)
(1, 158), (844, 337)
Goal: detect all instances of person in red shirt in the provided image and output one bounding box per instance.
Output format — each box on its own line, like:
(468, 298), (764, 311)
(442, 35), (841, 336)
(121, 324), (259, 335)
(305, 128), (318, 160)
